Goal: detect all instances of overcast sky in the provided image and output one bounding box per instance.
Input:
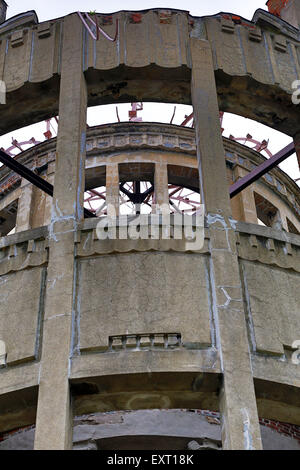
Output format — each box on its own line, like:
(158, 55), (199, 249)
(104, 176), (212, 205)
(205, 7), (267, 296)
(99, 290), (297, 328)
(1, 0), (299, 183)
(7, 0), (267, 22)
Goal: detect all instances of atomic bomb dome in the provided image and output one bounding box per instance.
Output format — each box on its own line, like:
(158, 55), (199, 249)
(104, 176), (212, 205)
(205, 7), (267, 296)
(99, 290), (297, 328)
(0, 1), (299, 451)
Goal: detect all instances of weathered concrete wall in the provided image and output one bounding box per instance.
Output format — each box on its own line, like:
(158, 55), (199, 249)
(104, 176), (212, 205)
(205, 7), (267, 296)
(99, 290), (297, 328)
(0, 228), (48, 369)
(242, 260), (300, 355)
(0, 10), (299, 134)
(0, 8), (299, 451)
(0, 267), (45, 365)
(77, 253), (212, 353)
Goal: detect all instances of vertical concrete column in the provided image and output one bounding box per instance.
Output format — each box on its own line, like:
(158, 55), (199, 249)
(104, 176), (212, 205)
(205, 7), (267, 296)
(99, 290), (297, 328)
(280, 0), (300, 29)
(190, 38), (262, 450)
(279, 213), (289, 231)
(15, 179), (34, 232)
(0, 1), (7, 25)
(34, 14), (87, 450)
(106, 163), (119, 217)
(231, 166), (258, 224)
(154, 162), (169, 213)
(271, 210), (288, 231)
(43, 162), (55, 226)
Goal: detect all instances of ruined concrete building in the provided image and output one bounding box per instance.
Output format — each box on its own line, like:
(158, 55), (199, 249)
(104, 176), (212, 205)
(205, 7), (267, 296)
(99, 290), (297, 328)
(0, 0), (299, 451)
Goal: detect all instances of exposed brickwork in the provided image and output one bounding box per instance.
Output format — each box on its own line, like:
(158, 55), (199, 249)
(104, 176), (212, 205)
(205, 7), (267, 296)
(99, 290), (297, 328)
(259, 418), (300, 444)
(1, 410), (300, 447)
(0, 424), (34, 442)
(187, 410), (300, 445)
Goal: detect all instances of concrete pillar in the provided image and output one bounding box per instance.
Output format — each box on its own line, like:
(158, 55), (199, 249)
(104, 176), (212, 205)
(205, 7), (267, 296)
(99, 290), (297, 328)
(271, 210), (289, 231)
(0, 1), (7, 24)
(15, 179), (34, 232)
(16, 177), (49, 232)
(43, 162), (55, 226)
(267, 0), (300, 28)
(154, 162), (169, 213)
(105, 163), (119, 217)
(190, 37), (262, 450)
(281, 215), (289, 231)
(231, 166), (258, 224)
(34, 14), (87, 450)
(278, 0), (300, 29)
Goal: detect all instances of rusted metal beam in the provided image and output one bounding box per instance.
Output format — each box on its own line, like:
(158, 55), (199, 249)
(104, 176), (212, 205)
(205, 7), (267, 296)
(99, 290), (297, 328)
(0, 149), (95, 218)
(0, 141), (295, 215)
(0, 148), (54, 195)
(230, 142), (295, 198)
(181, 112), (194, 127)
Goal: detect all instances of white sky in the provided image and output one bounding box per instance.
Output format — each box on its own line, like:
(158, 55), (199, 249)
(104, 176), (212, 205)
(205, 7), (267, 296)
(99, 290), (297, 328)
(7, 0), (267, 21)
(1, 0), (299, 184)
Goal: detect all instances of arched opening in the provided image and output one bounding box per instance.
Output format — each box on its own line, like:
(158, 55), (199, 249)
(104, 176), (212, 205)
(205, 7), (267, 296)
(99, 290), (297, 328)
(254, 192), (280, 228)
(0, 199), (18, 236)
(287, 218), (300, 235)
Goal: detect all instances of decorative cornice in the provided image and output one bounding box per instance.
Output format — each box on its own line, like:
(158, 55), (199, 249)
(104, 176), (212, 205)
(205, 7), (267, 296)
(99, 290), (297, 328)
(236, 221), (300, 272)
(76, 216), (210, 257)
(0, 227), (48, 275)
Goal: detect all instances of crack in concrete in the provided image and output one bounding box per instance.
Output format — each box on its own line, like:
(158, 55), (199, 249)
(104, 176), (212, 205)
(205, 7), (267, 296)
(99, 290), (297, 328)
(242, 408), (254, 450)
